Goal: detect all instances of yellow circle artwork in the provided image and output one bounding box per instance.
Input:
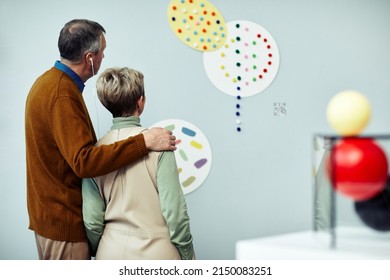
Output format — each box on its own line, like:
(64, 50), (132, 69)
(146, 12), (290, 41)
(167, 0), (227, 52)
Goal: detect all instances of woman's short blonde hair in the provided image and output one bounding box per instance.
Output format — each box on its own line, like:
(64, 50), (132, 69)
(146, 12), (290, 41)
(96, 67), (144, 117)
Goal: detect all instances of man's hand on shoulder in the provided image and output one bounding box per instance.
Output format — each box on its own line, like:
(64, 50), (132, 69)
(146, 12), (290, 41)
(143, 127), (177, 151)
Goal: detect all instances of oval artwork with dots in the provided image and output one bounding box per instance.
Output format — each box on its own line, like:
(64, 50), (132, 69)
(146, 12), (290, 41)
(151, 119), (212, 195)
(203, 20), (280, 97)
(167, 0), (227, 52)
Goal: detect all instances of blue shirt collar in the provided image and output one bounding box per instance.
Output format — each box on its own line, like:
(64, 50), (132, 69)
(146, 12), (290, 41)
(54, 60), (85, 92)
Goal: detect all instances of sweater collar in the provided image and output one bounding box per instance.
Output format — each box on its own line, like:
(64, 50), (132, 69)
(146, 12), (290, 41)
(111, 116), (141, 130)
(54, 60), (85, 93)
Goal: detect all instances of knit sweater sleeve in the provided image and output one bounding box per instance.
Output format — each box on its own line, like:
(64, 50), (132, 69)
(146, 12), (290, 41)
(51, 92), (148, 178)
(157, 151), (195, 260)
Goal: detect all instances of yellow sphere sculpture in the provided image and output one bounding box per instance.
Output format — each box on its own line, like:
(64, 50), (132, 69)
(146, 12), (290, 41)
(326, 90), (371, 136)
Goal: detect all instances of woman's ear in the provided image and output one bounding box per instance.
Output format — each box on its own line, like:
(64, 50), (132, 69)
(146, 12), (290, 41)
(137, 96), (145, 115)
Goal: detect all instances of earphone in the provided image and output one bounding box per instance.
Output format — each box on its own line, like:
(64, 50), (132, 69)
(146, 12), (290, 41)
(89, 57), (95, 76)
(89, 56), (100, 137)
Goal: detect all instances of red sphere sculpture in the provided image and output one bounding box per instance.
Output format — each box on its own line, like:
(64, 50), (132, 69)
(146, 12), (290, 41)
(327, 138), (388, 201)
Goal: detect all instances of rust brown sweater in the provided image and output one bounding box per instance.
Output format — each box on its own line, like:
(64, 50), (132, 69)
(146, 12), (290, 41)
(25, 65), (148, 242)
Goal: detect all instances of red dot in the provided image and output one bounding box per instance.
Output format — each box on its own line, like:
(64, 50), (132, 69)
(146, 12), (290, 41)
(203, 10), (207, 15)
(268, 53), (273, 57)
(268, 61), (272, 65)
(257, 34), (261, 38)
(202, 28), (207, 33)
(189, 15), (194, 20)
(207, 21), (211, 25)
(211, 11), (216, 16)
(263, 68), (268, 73)
(172, 6), (177, 10)
(178, 29), (182, 33)
(203, 45), (208, 50)
(259, 75), (263, 79)
(267, 45), (271, 49)
(189, 0), (193, 3)
(264, 38), (268, 43)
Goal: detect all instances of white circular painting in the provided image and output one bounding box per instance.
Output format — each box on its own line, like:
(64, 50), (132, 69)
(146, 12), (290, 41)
(203, 20), (280, 97)
(151, 119), (212, 195)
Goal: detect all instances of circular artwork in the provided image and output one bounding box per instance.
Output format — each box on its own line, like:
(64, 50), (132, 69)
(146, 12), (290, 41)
(151, 119), (212, 194)
(203, 20), (280, 97)
(167, 0), (227, 52)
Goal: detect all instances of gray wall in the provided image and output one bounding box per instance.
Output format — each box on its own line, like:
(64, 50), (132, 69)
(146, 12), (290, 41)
(1, 0), (389, 259)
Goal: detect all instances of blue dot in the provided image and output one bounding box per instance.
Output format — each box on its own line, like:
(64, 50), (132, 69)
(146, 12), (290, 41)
(237, 87), (241, 91)
(237, 127), (241, 132)
(236, 104), (240, 109)
(237, 95), (241, 100)
(236, 112), (240, 116)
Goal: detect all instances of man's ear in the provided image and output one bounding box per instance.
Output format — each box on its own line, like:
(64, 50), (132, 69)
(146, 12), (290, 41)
(85, 52), (94, 66)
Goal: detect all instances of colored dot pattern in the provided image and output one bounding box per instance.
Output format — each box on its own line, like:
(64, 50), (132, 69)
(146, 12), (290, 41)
(151, 119), (212, 195)
(203, 20), (280, 132)
(168, 0), (227, 52)
(203, 20), (280, 97)
(168, 2), (280, 133)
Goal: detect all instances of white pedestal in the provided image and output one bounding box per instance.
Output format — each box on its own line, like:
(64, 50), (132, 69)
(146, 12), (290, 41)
(236, 226), (390, 259)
